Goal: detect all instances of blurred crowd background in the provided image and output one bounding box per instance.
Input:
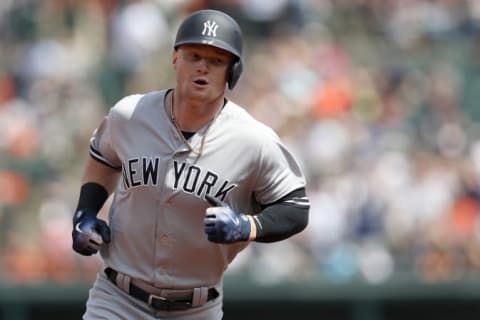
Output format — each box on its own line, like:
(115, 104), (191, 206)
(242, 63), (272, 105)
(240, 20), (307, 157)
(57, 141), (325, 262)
(1, 0), (480, 288)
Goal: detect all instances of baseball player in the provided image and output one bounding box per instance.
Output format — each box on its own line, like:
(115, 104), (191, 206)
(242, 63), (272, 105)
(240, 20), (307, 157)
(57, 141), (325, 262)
(72, 9), (310, 320)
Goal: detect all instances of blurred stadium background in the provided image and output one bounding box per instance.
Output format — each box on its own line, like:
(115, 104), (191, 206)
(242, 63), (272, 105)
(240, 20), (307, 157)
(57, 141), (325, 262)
(2, 0), (480, 319)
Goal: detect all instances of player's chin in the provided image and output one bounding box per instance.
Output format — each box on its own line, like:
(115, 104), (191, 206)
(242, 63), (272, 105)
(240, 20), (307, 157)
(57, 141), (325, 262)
(186, 83), (223, 100)
(188, 84), (215, 98)
(186, 88), (207, 99)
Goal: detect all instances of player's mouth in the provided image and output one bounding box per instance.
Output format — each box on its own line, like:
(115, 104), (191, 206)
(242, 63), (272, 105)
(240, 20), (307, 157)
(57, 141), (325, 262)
(193, 78), (209, 87)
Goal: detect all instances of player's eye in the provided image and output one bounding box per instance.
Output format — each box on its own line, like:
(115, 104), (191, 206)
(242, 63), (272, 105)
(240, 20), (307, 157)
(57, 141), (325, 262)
(210, 57), (226, 66)
(185, 52), (201, 62)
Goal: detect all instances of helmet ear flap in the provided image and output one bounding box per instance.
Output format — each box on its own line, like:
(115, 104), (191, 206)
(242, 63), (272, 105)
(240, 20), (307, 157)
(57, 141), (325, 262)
(228, 59), (243, 90)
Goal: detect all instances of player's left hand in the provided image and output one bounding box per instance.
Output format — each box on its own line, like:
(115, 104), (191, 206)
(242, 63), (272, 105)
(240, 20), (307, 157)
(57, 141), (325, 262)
(72, 208), (111, 256)
(204, 195), (251, 243)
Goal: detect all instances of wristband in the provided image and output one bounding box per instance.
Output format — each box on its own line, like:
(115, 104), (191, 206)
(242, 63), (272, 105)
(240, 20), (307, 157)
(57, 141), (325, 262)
(76, 182), (109, 213)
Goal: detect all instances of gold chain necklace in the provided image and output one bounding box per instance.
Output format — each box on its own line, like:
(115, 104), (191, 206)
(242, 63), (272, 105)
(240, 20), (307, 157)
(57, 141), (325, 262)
(169, 90), (219, 157)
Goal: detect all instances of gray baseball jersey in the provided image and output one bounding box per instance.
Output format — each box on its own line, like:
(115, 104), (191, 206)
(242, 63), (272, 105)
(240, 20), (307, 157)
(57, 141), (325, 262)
(89, 89), (306, 289)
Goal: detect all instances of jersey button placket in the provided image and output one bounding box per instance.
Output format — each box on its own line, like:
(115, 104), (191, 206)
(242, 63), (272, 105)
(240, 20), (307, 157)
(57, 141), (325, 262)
(154, 196), (169, 280)
(155, 232), (169, 277)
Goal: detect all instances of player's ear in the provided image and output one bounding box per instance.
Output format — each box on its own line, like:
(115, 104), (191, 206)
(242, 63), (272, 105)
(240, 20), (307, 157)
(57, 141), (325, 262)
(172, 50), (178, 70)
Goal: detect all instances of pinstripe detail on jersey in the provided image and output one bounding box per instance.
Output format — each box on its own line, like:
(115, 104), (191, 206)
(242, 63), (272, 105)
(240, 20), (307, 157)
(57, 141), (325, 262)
(283, 196), (310, 209)
(89, 145), (121, 170)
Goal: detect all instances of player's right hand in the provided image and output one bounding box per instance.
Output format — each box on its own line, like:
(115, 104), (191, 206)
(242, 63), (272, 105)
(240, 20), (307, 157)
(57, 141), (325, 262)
(204, 195), (251, 243)
(72, 208), (111, 256)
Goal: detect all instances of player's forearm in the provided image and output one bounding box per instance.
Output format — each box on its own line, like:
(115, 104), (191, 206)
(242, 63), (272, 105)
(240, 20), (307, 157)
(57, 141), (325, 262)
(251, 188), (310, 243)
(81, 156), (121, 194)
(76, 156), (121, 213)
(247, 215), (257, 240)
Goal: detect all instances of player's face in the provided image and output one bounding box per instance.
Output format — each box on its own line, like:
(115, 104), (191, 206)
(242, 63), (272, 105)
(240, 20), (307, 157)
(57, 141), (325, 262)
(173, 44), (233, 103)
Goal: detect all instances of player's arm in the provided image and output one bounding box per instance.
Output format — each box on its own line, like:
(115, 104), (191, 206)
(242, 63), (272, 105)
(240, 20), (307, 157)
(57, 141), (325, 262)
(81, 155), (121, 192)
(72, 157), (121, 256)
(204, 188), (309, 243)
(250, 187), (309, 242)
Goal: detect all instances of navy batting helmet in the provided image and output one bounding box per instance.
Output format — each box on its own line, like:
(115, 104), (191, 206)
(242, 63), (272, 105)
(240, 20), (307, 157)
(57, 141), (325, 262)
(174, 10), (243, 89)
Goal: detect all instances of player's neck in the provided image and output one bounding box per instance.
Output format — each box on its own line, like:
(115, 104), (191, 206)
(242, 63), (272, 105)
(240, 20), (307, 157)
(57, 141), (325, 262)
(170, 90), (224, 132)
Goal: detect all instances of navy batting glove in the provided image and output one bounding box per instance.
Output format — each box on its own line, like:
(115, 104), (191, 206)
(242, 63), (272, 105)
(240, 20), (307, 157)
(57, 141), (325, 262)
(72, 208), (111, 256)
(204, 195), (251, 243)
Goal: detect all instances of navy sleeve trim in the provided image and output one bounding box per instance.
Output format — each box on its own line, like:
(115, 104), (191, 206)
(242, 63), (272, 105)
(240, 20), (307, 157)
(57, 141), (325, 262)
(89, 145), (121, 170)
(261, 187), (310, 209)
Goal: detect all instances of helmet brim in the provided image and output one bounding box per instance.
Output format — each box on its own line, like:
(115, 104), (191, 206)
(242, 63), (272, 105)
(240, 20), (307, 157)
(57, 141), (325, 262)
(174, 39), (241, 61)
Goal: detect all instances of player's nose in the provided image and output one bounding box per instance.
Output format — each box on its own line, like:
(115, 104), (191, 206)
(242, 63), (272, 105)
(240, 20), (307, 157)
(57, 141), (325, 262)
(195, 58), (209, 72)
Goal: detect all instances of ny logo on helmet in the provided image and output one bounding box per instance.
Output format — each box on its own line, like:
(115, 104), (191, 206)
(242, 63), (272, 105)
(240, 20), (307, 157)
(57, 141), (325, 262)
(202, 20), (219, 37)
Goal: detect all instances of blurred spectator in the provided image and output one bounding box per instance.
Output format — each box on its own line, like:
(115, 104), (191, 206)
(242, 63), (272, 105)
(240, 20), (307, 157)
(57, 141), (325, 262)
(1, 0), (480, 286)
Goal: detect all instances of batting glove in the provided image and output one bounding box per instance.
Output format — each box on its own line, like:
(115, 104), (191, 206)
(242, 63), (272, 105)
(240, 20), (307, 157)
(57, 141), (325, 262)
(204, 195), (251, 243)
(72, 208), (111, 256)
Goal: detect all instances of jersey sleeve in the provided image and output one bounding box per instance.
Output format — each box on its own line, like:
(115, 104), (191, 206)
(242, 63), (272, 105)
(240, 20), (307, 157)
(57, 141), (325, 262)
(253, 132), (306, 205)
(89, 98), (132, 170)
(89, 94), (143, 169)
(89, 111), (122, 170)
